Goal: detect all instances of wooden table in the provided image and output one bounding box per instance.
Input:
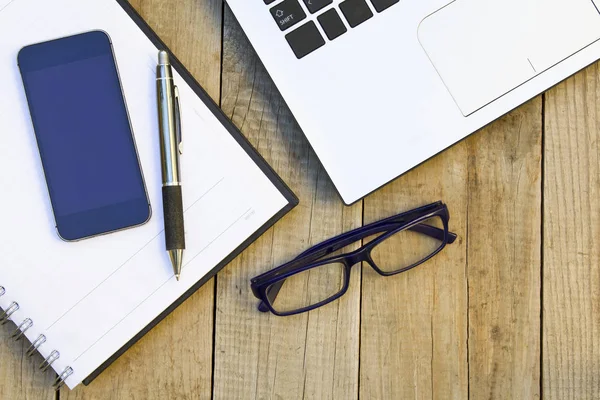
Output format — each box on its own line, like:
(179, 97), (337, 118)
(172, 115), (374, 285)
(2, 1), (599, 399)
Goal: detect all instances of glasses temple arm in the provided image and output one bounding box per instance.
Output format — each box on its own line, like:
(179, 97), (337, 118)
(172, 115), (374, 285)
(294, 230), (368, 260)
(298, 223), (456, 260)
(408, 224), (457, 243)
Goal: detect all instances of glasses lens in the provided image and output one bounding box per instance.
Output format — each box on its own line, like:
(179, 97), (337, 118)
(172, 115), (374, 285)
(370, 216), (445, 274)
(267, 262), (346, 314)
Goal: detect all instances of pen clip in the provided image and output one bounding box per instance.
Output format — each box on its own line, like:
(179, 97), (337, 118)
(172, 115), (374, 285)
(174, 86), (183, 154)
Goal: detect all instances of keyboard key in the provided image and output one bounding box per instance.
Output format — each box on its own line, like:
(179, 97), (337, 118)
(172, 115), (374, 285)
(339, 0), (374, 28)
(370, 0), (399, 12)
(270, 0), (307, 31)
(264, 0), (276, 4)
(302, 0), (332, 14)
(286, 21), (326, 59)
(318, 9), (347, 40)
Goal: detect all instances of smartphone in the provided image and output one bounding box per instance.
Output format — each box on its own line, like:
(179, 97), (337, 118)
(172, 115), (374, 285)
(18, 31), (151, 241)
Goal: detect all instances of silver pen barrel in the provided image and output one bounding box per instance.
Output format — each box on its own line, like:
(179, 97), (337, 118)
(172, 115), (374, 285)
(156, 50), (185, 281)
(156, 51), (181, 186)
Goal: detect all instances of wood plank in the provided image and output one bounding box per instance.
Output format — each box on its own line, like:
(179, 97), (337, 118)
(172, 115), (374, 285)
(0, 321), (56, 400)
(467, 98), (542, 399)
(62, 0), (222, 397)
(212, 6), (361, 400)
(360, 140), (469, 399)
(543, 64), (600, 399)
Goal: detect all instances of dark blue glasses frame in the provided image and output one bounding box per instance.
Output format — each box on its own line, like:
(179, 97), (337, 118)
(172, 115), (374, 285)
(251, 201), (457, 316)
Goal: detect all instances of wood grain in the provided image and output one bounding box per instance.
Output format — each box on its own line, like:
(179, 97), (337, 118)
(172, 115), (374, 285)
(62, 0), (222, 398)
(466, 98), (542, 400)
(3, 1), (600, 398)
(212, 6), (361, 400)
(360, 138), (469, 399)
(0, 321), (56, 400)
(543, 63), (600, 399)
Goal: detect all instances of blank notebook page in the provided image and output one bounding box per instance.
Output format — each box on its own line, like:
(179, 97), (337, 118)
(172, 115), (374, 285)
(0, 0), (289, 388)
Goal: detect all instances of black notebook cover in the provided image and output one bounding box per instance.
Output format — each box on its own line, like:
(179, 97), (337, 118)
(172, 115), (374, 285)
(81, 0), (298, 385)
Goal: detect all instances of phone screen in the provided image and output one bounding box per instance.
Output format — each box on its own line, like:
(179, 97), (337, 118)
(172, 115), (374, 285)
(18, 31), (150, 241)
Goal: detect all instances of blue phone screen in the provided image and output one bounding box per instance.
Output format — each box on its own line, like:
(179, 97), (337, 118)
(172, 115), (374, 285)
(19, 31), (149, 240)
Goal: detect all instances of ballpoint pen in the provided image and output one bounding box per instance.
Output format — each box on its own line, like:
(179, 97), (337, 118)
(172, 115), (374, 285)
(156, 50), (185, 281)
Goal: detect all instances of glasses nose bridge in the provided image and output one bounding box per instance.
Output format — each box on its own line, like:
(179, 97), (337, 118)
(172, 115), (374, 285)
(346, 251), (366, 267)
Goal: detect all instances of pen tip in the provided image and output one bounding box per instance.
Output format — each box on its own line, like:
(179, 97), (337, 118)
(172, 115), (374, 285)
(169, 249), (183, 281)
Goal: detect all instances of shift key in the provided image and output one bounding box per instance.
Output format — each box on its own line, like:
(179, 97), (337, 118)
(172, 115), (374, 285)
(270, 0), (307, 31)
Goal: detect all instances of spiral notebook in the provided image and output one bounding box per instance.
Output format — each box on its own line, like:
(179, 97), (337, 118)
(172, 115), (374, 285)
(0, 0), (297, 390)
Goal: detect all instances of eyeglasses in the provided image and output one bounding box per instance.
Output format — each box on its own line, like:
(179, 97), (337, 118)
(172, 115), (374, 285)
(251, 201), (457, 316)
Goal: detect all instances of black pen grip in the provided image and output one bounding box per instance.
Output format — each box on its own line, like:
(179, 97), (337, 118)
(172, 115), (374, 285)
(162, 186), (186, 251)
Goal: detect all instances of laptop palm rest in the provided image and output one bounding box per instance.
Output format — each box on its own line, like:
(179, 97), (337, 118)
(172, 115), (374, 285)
(418, 0), (600, 116)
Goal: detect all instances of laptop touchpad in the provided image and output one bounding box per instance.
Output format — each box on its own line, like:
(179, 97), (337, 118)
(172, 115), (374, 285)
(418, 0), (600, 116)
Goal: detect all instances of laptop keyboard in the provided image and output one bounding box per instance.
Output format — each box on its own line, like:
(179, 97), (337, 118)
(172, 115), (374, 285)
(266, 0), (399, 59)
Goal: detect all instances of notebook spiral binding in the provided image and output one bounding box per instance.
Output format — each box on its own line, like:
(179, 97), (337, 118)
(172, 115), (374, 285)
(0, 286), (74, 390)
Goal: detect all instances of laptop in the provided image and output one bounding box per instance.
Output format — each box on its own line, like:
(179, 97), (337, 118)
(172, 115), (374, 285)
(226, 0), (600, 204)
